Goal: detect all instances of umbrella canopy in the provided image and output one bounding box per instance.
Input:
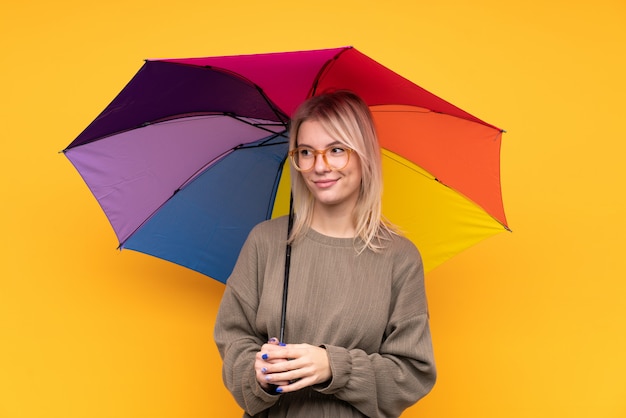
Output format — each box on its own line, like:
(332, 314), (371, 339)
(63, 46), (508, 283)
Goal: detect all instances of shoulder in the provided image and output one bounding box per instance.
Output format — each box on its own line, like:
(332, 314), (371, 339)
(386, 233), (422, 262)
(382, 234), (425, 284)
(380, 236), (426, 306)
(248, 216), (290, 243)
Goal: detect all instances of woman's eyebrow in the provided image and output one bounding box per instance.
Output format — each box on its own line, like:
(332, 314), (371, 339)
(296, 140), (343, 148)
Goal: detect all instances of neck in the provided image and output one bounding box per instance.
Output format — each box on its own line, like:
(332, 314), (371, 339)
(310, 203), (356, 238)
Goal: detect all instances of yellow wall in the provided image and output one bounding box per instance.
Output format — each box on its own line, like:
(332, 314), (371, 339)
(2, 1), (625, 417)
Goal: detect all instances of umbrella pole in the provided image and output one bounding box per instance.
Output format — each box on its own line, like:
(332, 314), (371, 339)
(279, 194), (294, 343)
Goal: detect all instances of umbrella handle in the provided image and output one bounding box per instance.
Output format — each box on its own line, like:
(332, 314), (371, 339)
(279, 194), (294, 344)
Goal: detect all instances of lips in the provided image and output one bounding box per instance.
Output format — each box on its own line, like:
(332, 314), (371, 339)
(313, 179), (338, 188)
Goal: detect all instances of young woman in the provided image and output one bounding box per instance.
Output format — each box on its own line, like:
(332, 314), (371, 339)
(214, 90), (436, 417)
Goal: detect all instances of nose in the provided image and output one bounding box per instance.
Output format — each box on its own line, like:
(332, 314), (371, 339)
(313, 152), (330, 172)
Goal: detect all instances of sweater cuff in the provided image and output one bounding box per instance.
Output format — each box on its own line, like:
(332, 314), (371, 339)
(314, 344), (351, 394)
(244, 367), (280, 413)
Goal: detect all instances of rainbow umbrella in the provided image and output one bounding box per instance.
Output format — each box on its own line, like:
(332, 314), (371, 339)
(63, 46), (508, 284)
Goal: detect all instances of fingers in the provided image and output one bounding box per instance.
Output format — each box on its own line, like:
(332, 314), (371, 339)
(260, 338), (287, 356)
(256, 344), (332, 394)
(254, 338), (289, 388)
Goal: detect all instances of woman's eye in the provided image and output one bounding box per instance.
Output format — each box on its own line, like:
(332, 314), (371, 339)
(299, 148), (313, 157)
(330, 147), (346, 154)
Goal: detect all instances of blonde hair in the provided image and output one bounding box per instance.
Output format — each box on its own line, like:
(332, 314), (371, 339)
(288, 90), (398, 252)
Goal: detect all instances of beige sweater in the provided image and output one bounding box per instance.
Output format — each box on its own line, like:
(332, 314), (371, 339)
(214, 217), (436, 417)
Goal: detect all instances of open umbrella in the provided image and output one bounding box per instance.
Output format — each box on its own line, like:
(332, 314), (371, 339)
(63, 46), (508, 285)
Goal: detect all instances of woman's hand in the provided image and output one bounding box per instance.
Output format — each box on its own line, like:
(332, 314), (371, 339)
(255, 338), (290, 389)
(256, 339), (332, 394)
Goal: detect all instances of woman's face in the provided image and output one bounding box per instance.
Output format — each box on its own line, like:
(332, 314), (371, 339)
(296, 120), (362, 212)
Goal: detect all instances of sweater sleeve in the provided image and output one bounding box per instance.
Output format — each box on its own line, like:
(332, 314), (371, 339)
(213, 229), (280, 416)
(315, 242), (436, 417)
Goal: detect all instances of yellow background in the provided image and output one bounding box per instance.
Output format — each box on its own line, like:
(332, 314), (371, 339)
(2, 1), (625, 417)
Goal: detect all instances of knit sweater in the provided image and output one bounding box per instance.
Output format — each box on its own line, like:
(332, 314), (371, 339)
(214, 216), (436, 417)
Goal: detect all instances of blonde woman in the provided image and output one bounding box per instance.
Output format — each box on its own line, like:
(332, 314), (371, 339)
(214, 91), (436, 417)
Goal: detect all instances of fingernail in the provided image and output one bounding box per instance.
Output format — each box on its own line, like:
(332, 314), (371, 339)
(269, 337), (278, 343)
(279, 342), (286, 346)
(261, 367), (267, 373)
(262, 353), (269, 360)
(276, 387), (283, 393)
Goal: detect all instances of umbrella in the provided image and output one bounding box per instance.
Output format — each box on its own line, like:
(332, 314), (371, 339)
(63, 46), (508, 285)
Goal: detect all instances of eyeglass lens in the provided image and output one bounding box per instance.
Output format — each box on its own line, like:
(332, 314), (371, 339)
(293, 147), (350, 171)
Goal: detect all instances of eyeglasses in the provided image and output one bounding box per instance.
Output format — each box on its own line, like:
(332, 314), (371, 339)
(288, 145), (354, 172)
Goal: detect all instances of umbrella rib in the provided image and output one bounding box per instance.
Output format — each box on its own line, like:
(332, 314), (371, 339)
(200, 64), (290, 128)
(66, 112), (288, 152)
(383, 152), (511, 232)
(246, 134), (289, 149)
(309, 46), (352, 98)
(177, 131), (287, 193)
(224, 113), (288, 137)
(118, 135), (289, 249)
(383, 151), (438, 181)
(116, 144), (234, 250)
(252, 84), (290, 129)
